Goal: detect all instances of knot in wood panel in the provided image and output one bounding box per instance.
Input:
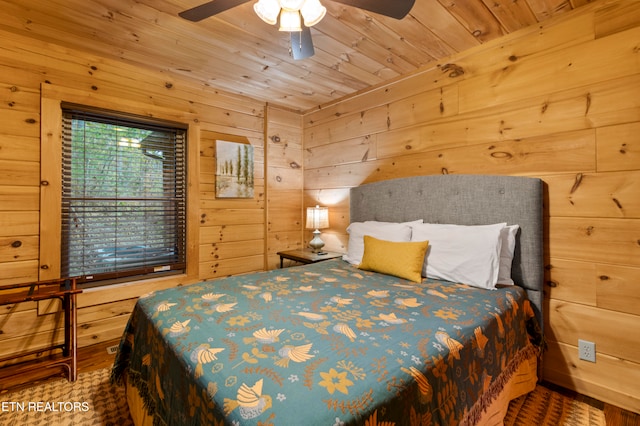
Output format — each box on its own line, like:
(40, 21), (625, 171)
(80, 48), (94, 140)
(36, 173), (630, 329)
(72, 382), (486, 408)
(620, 143), (627, 154)
(612, 198), (623, 209)
(490, 152), (513, 159)
(440, 63), (465, 78)
(570, 173), (583, 194)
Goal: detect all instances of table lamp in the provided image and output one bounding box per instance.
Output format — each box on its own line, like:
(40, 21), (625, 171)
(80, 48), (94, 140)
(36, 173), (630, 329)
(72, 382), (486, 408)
(305, 205), (329, 253)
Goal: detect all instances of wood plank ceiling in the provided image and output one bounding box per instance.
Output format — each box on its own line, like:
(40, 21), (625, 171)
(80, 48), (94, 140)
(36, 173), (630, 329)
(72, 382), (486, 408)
(0, 0), (589, 112)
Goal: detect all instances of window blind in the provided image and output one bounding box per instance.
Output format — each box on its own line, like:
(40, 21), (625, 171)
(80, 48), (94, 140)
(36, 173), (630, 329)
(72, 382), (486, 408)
(61, 107), (186, 285)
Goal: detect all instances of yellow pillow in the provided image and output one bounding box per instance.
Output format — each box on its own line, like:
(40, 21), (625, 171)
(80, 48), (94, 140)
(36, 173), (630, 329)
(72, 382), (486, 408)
(358, 235), (429, 283)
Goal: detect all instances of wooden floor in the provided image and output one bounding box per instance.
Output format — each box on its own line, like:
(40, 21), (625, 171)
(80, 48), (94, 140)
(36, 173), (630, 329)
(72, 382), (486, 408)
(1, 339), (639, 425)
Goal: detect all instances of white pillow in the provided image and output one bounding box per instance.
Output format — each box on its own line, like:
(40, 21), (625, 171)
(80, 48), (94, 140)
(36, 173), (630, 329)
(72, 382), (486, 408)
(343, 220), (423, 265)
(497, 225), (519, 285)
(410, 222), (506, 290)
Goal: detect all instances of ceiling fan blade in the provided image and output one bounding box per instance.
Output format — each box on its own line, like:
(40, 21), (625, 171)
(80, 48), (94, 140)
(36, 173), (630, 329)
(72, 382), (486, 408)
(330, 0), (415, 19)
(179, 0), (252, 22)
(291, 26), (315, 60)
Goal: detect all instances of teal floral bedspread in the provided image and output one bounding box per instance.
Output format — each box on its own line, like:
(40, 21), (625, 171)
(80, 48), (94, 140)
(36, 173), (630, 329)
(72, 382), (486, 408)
(111, 259), (540, 426)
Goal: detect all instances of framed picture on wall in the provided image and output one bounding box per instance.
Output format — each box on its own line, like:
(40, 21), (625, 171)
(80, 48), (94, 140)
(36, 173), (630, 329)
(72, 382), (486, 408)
(215, 140), (254, 198)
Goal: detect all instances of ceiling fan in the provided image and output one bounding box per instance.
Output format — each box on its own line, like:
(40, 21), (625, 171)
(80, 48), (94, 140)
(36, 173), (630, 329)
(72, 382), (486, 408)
(179, 0), (416, 60)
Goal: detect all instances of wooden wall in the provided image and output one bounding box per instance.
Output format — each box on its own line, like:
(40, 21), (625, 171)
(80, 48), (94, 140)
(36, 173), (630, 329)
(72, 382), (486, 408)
(0, 28), (279, 373)
(264, 106), (304, 270)
(199, 130), (266, 278)
(302, 0), (640, 414)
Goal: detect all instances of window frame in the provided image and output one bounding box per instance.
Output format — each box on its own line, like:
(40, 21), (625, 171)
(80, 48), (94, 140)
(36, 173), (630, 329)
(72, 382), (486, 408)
(40, 84), (199, 292)
(60, 104), (187, 286)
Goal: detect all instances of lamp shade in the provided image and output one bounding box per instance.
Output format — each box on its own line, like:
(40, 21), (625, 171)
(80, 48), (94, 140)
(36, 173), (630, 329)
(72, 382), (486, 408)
(279, 9), (302, 32)
(300, 0), (326, 27)
(253, 0), (280, 25)
(279, 0), (306, 10)
(306, 205), (329, 230)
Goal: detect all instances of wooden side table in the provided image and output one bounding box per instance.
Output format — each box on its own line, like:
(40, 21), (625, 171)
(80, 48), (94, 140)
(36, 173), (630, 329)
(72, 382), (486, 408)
(277, 249), (343, 268)
(0, 277), (82, 385)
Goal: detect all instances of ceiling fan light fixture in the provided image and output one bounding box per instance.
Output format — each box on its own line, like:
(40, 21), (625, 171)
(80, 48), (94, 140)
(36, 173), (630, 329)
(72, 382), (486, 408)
(279, 9), (302, 32)
(300, 0), (326, 27)
(279, 0), (306, 11)
(254, 0), (280, 25)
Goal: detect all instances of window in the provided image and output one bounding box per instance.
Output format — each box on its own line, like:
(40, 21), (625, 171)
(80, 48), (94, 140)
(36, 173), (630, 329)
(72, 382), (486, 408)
(60, 105), (187, 286)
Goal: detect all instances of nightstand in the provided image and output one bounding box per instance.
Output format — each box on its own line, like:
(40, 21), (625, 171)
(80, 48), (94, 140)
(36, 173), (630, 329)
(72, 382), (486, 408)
(277, 249), (343, 268)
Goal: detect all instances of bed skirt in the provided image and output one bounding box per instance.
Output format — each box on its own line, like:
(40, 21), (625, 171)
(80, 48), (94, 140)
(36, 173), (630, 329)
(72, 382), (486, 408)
(124, 344), (539, 426)
(465, 344), (539, 426)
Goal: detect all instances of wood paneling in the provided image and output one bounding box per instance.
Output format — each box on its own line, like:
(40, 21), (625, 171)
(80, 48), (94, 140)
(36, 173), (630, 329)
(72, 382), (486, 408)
(199, 240), (264, 264)
(197, 128), (265, 279)
(265, 106), (304, 270)
(457, 26), (640, 113)
(597, 122), (640, 173)
(546, 299), (640, 365)
(548, 217), (640, 267)
(0, 212), (38, 236)
(0, 27), (275, 370)
(0, 161), (39, 186)
(302, 0), (640, 413)
(546, 171), (640, 218)
(596, 264), (640, 316)
(0, 0), (594, 111)
(544, 259), (597, 306)
(544, 340), (640, 415)
(0, 236), (38, 264)
(199, 255), (265, 279)
(0, 135), (39, 163)
(199, 224), (264, 244)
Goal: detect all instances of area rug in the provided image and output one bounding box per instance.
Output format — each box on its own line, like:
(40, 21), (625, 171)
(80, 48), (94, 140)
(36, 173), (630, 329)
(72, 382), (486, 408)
(0, 368), (606, 425)
(0, 368), (132, 426)
(504, 384), (606, 426)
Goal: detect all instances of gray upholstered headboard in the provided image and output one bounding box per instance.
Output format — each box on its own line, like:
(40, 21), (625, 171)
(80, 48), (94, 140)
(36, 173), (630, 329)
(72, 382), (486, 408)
(350, 174), (544, 333)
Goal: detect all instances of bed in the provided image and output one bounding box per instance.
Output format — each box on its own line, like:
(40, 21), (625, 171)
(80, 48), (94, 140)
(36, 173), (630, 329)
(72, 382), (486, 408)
(112, 174), (544, 426)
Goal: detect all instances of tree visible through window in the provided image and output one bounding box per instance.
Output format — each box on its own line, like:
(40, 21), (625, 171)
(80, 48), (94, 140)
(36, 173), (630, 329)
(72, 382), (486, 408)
(61, 107), (186, 285)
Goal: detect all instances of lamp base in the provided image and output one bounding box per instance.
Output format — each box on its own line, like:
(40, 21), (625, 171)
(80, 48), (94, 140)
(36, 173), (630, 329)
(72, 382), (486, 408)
(309, 229), (325, 253)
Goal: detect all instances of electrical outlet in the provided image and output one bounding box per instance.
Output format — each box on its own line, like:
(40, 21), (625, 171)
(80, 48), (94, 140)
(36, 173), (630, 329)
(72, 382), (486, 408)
(578, 339), (596, 362)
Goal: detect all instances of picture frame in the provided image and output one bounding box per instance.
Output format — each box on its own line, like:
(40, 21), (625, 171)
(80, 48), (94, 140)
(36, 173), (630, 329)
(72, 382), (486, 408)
(215, 140), (254, 198)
